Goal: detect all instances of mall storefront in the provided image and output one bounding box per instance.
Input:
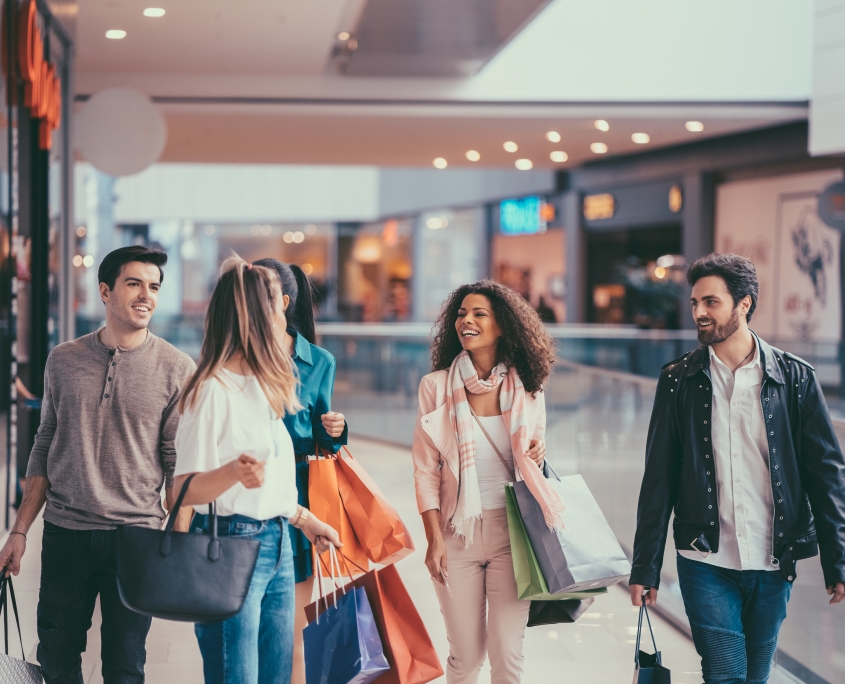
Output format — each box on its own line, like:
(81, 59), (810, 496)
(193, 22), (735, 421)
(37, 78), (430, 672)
(1, 0), (73, 528)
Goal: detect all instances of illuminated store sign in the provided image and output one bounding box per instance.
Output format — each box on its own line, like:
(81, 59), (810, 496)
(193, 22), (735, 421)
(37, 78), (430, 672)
(16, 0), (62, 149)
(582, 193), (616, 220)
(499, 196), (553, 235)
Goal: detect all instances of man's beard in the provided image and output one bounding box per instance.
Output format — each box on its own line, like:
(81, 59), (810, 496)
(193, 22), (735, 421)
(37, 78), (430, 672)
(697, 307), (741, 346)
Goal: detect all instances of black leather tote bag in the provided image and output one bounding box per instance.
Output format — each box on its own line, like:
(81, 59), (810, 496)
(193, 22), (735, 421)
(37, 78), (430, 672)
(116, 474), (261, 622)
(0, 574), (43, 683)
(633, 602), (671, 684)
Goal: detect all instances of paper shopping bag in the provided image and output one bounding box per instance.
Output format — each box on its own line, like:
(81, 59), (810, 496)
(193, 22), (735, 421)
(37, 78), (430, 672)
(633, 603), (671, 683)
(335, 447), (415, 566)
(308, 456), (369, 576)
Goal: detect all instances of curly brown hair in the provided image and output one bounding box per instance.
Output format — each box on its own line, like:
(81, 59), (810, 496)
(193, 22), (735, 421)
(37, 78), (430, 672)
(430, 280), (556, 393)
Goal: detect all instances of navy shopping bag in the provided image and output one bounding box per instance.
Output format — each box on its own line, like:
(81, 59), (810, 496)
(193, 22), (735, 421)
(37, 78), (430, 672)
(304, 548), (390, 684)
(633, 602), (671, 684)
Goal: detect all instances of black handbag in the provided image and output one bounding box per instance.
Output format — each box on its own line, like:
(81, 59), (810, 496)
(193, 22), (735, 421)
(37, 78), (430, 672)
(0, 574), (43, 683)
(633, 602), (671, 683)
(526, 596), (595, 626)
(116, 475), (261, 622)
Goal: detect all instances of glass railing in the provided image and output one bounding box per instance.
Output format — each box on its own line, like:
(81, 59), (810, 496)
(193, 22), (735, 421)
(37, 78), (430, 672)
(318, 323), (845, 684)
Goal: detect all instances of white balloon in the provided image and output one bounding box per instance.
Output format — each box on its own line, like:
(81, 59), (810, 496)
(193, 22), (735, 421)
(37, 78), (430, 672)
(75, 88), (167, 177)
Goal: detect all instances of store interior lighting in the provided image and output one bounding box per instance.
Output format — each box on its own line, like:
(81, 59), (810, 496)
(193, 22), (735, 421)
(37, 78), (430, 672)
(503, 141), (518, 153)
(425, 217), (448, 230)
(143, 8), (166, 17)
(631, 133), (650, 144)
(465, 150), (481, 162)
(550, 151), (568, 162)
(105, 30), (127, 39)
(546, 131), (561, 143)
(686, 121), (705, 132)
(590, 142), (608, 154)
(337, 31), (351, 41)
(433, 157), (448, 169)
(515, 158), (533, 170)
(594, 120), (610, 132)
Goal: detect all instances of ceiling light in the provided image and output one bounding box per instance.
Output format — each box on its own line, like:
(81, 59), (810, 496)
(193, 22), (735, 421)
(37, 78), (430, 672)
(546, 131), (561, 143)
(550, 151), (568, 163)
(433, 157), (448, 169)
(76, 226), (86, 238)
(515, 159), (533, 170)
(503, 141), (518, 153)
(686, 121), (704, 132)
(465, 150), (481, 162)
(105, 29), (127, 39)
(632, 133), (650, 144)
(72, 255), (83, 267)
(143, 8), (166, 17)
(337, 31), (351, 41)
(293, 231), (305, 243)
(426, 217), (448, 230)
(83, 255), (95, 267)
(590, 142), (608, 154)
(594, 120), (609, 132)
(283, 231), (294, 243)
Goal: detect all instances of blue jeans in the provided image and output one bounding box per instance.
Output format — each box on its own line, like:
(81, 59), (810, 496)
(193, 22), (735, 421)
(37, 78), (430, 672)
(190, 514), (296, 684)
(36, 521), (152, 684)
(676, 554), (791, 684)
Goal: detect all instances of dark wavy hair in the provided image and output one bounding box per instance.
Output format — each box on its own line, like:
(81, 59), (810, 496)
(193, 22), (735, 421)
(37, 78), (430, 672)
(430, 280), (556, 393)
(686, 252), (759, 322)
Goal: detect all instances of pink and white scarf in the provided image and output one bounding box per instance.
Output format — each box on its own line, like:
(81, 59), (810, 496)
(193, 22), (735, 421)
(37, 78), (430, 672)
(446, 350), (565, 544)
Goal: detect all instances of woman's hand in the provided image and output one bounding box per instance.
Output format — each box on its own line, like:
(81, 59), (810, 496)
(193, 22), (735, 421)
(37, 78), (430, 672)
(228, 454), (265, 489)
(425, 538), (448, 585)
(321, 412), (346, 438)
(298, 511), (342, 555)
(526, 439), (546, 467)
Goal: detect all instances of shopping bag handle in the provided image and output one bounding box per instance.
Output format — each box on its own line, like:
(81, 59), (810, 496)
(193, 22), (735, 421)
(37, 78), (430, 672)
(634, 597), (661, 666)
(0, 572), (27, 660)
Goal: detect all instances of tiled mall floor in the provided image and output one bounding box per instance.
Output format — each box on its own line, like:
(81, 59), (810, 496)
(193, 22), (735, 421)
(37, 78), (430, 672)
(8, 437), (703, 684)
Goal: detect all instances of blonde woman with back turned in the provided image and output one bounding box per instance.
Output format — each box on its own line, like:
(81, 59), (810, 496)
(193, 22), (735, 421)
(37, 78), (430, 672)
(173, 256), (341, 684)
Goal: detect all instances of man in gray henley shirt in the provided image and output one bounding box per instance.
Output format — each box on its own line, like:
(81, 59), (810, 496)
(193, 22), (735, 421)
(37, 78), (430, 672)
(0, 246), (196, 684)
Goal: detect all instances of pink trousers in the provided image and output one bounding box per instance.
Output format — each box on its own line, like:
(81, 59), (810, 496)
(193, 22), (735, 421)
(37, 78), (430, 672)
(434, 508), (531, 684)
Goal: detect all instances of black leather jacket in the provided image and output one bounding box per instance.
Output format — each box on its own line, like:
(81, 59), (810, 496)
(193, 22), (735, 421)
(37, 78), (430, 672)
(631, 334), (845, 588)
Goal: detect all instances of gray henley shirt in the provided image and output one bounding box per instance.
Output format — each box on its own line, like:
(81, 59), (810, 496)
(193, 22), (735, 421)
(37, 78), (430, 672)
(26, 330), (196, 530)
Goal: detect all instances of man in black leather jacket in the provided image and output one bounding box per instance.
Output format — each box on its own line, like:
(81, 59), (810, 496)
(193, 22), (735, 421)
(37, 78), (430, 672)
(629, 253), (845, 684)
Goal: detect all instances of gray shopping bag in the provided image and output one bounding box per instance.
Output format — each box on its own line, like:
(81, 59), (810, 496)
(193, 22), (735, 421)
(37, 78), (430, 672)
(513, 474), (631, 593)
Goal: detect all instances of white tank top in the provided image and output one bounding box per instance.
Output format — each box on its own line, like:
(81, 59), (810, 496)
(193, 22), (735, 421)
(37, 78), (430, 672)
(473, 415), (514, 510)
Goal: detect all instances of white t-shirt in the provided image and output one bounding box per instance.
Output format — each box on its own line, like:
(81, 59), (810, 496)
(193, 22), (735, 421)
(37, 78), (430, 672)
(174, 369), (298, 520)
(473, 415), (514, 510)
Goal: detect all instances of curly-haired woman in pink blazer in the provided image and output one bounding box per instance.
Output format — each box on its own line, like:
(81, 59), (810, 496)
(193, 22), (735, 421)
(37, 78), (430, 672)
(411, 280), (560, 684)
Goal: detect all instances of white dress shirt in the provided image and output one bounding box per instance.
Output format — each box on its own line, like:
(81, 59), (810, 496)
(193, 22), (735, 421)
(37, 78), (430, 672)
(678, 343), (777, 571)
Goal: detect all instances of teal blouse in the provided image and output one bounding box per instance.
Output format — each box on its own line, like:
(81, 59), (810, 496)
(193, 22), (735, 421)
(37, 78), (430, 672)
(284, 331), (348, 455)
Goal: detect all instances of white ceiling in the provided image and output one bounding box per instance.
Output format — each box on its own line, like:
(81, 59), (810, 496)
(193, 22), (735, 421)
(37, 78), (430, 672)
(69, 0), (817, 167)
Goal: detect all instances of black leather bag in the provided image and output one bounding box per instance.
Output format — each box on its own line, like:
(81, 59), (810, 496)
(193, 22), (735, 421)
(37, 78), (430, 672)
(0, 574), (43, 683)
(527, 596), (595, 627)
(116, 475), (261, 622)
(633, 602), (671, 683)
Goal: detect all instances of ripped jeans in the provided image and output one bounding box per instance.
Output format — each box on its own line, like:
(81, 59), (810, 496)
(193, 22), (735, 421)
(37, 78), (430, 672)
(676, 554), (791, 684)
(36, 521), (152, 684)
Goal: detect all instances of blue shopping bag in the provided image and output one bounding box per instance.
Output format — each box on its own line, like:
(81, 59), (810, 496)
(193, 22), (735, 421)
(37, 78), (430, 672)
(304, 548), (390, 684)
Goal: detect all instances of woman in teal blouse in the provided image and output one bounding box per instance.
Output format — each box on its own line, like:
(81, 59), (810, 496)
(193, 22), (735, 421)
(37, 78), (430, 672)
(254, 258), (348, 684)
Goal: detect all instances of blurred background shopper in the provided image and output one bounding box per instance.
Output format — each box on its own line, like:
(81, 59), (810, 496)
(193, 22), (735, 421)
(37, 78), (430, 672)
(173, 256), (340, 684)
(412, 280), (558, 684)
(630, 253), (845, 684)
(253, 257), (348, 684)
(0, 246), (196, 684)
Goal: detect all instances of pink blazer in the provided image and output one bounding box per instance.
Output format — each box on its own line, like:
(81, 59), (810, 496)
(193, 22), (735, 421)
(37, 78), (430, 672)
(411, 369), (547, 522)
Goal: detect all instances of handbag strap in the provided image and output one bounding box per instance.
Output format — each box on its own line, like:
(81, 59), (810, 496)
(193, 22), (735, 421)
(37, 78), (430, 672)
(160, 474), (221, 561)
(469, 408), (516, 481)
(0, 574), (27, 660)
(634, 600), (660, 665)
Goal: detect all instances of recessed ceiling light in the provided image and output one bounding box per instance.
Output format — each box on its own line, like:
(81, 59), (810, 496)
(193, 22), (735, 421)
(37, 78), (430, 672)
(433, 157), (448, 169)
(515, 159), (533, 170)
(503, 141), (518, 153)
(550, 151), (568, 163)
(337, 31), (351, 41)
(143, 8), (166, 17)
(466, 150), (481, 162)
(546, 131), (561, 143)
(686, 121), (704, 132)
(594, 120), (610, 132)
(72, 255), (83, 267)
(105, 29), (127, 39)
(631, 133), (650, 144)
(590, 142), (608, 154)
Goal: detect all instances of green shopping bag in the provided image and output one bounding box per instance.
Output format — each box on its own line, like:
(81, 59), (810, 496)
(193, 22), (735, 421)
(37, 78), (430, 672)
(505, 484), (606, 602)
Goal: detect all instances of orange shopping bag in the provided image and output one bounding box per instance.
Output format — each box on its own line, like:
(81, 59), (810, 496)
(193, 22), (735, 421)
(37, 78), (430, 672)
(306, 560), (444, 684)
(335, 447), (415, 566)
(307, 456), (369, 576)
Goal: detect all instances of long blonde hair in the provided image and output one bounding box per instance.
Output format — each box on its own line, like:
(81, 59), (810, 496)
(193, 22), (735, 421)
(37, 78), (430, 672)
(180, 254), (301, 418)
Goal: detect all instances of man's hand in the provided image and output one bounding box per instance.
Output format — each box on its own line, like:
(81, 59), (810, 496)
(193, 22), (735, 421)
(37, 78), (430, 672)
(526, 439), (546, 467)
(827, 582), (845, 605)
(630, 584), (658, 606)
(321, 412), (346, 439)
(0, 534), (27, 577)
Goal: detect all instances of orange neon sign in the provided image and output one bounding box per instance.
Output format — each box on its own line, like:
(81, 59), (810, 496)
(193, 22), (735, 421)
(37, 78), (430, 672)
(17, 0), (62, 150)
